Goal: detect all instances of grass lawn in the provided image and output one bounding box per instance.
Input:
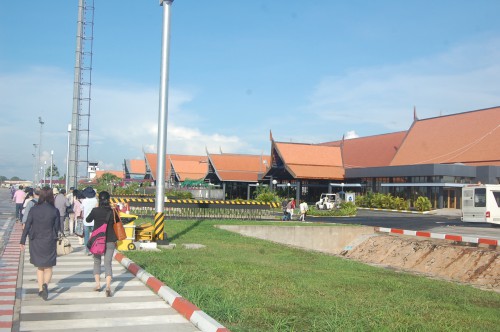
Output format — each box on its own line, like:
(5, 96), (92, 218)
(126, 219), (500, 331)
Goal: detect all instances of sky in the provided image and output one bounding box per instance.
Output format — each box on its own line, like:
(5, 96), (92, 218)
(1, 1), (500, 181)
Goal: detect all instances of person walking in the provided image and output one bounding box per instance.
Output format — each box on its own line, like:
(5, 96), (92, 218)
(299, 201), (309, 221)
(281, 199), (289, 221)
(12, 185), (26, 221)
(54, 188), (69, 235)
(73, 190), (84, 242)
(66, 188), (76, 235)
(86, 191), (118, 297)
(22, 188), (40, 229)
(19, 187), (60, 301)
(289, 198), (296, 220)
(82, 187), (98, 255)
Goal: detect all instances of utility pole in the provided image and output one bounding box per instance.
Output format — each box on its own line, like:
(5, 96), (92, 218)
(50, 150), (54, 188)
(154, 0), (174, 244)
(38, 117), (44, 186)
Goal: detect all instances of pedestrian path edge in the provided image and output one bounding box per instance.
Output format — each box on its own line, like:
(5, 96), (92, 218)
(114, 251), (230, 332)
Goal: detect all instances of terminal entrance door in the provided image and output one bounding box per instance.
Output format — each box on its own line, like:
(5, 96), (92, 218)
(443, 188), (461, 209)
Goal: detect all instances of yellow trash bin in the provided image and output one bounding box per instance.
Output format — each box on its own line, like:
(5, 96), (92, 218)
(117, 224), (136, 251)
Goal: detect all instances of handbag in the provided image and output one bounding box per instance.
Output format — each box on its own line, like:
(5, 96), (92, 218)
(74, 217), (84, 237)
(57, 235), (73, 256)
(112, 208), (127, 241)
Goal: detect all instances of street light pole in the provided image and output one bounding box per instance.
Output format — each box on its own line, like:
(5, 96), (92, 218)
(272, 179), (277, 192)
(154, 0), (174, 244)
(66, 124), (71, 192)
(38, 117), (44, 186)
(33, 144), (38, 184)
(50, 150), (54, 188)
(287, 182), (291, 197)
(43, 161), (47, 187)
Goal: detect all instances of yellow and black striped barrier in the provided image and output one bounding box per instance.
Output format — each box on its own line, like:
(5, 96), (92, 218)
(154, 212), (165, 241)
(111, 197), (279, 209)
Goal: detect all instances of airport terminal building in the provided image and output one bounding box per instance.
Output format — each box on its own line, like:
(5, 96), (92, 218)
(264, 107), (500, 209)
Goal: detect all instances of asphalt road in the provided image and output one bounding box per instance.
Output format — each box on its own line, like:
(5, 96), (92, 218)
(309, 209), (500, 241)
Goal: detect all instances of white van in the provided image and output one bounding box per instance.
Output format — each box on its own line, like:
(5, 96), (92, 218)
(461, 184), (500, 225)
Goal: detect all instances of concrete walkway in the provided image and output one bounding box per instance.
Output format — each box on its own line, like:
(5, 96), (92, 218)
(0, 187), (207, 332)
(1, 224), (201, 332)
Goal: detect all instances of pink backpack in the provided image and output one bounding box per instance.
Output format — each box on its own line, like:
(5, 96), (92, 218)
(87, 223), (107, 255)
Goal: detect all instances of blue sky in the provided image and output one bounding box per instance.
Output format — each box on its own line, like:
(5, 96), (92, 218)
(1, 1), (500, 180)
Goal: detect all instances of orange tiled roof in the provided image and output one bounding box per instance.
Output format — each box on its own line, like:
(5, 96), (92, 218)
(169, 155), (208, 181)
(209, 153), (271, 182)
(95, 170), (124, 179)
(144, 153), (169, 180)
(391, 107), (500, 166)
(129, 159), (146, 174)
(321, 131), (407, 168)
(274, 142), (344, 179)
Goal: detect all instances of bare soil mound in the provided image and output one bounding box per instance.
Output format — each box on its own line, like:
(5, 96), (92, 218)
(345, 234), (500, 292)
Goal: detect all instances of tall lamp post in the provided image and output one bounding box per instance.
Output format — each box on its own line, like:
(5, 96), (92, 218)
(66, 124), (71, 192)
(33, 144), (38, 183)
(43, 161), (47, 187)
(272, 179), (277, 192)
(50, 150), (54, 188)
(287, 182), (291, 198)
(154, 0), (174, 244)
(38, 117), (44, 186)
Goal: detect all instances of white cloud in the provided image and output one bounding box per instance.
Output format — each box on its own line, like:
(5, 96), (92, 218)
(344, 130), (359, 139)
(0, 67), (255, 179)
(307, 38), (500, 132)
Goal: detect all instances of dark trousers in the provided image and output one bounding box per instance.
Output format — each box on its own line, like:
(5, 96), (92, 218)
(60, 215), (66, 234)
(15, 203), (23, 220)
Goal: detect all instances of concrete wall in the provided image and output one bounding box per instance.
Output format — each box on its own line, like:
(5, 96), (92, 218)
(216, 225), (376, 255)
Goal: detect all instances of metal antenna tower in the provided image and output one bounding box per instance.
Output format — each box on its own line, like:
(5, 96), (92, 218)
(68, 0), (95, 188)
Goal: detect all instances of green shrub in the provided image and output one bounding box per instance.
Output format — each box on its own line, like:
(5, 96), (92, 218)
(415, 196), (432, 211)
(254, 185), (281, 203)
(307, 202), (356, 217)
(336, 201), (357, 216)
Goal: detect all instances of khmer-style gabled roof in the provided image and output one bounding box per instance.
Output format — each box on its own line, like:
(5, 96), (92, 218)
(128, 159), (146, 174)
(272, 141), (344, 180)
(169, 154), (208, 181)
(321, 131), (407, 168)
(208, 153), (271, 182)
(144, 153), (168, 181)
(390, 107), (500, 166)
(95, 170), (124, 179)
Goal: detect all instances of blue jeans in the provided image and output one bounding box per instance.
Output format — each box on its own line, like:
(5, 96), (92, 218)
(84, 226), (94, 253)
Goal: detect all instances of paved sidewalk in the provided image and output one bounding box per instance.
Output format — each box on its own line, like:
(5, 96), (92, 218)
(1, 221), (201, 332)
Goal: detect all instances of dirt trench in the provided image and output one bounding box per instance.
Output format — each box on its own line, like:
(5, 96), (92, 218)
(344, 234), (500, 292)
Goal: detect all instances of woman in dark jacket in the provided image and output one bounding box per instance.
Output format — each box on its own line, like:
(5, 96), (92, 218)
(86, 191), (117, 297)
(20, 187), (60, 301)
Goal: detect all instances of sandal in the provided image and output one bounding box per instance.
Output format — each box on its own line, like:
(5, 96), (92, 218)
(105, 288), (112, 297)
(94, 286), (101, 292)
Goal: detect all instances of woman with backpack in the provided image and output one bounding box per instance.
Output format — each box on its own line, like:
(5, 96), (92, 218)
(85, 191), (118, 297)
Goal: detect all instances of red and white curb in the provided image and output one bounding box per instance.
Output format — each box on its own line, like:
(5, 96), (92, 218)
(113, 252), (230, 332)
(0, 222), (22, 332)
(375, 227), (499, 246)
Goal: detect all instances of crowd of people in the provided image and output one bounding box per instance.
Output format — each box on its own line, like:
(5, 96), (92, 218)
(13, 185), (120, 300)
